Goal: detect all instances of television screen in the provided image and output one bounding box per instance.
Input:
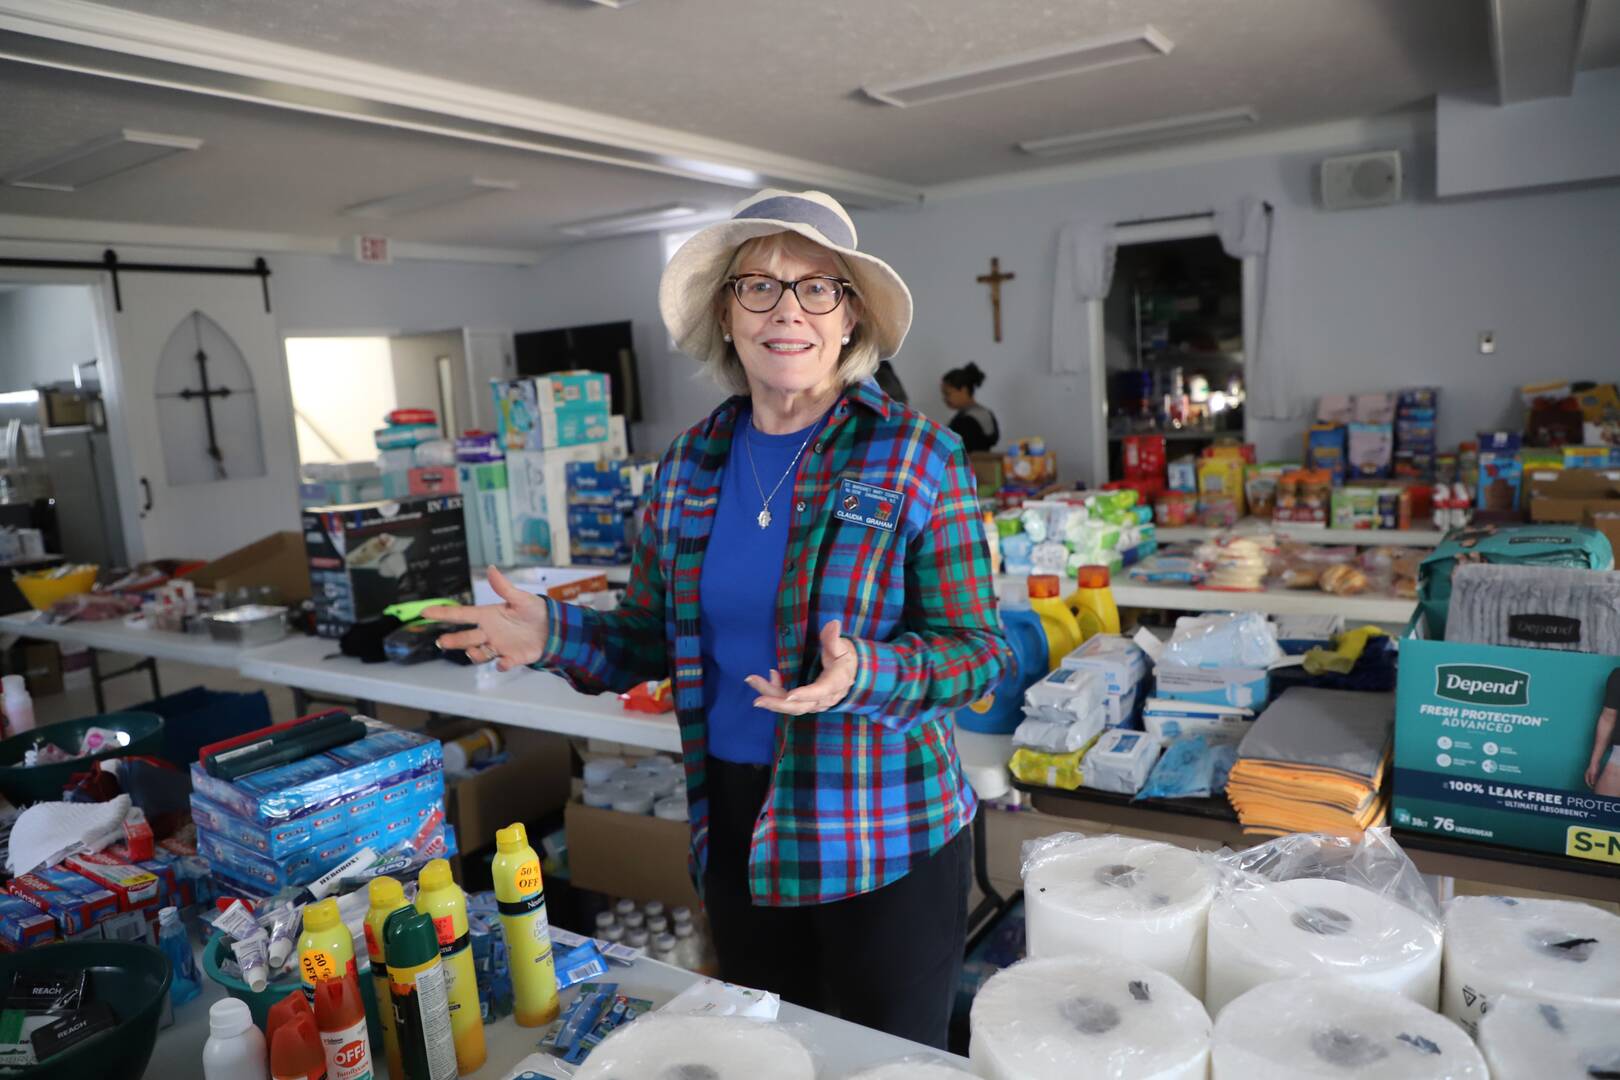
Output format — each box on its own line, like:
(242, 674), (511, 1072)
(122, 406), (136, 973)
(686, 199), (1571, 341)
(515, 321), (641, 430)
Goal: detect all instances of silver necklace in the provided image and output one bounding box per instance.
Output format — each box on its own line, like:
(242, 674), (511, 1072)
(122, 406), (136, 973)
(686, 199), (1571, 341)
(742, 416), (817, 529)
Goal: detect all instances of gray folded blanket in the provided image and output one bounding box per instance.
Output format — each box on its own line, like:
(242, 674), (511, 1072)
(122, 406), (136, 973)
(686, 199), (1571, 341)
(1445, 563), (1620, 654)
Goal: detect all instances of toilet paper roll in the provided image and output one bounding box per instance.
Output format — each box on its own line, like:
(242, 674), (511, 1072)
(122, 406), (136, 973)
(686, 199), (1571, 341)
(574, 1015), (815, 1080)
(1212, 978), (1487, 1079)
(969, 955), (1211, 1080)
(846, 1062), (980, 1080)
(1440, 895), (1620, 1038)
(1023, 835), (1216, 995)
(1477, 995), (1620, 1080)
(1205, 877), (1442, 1016)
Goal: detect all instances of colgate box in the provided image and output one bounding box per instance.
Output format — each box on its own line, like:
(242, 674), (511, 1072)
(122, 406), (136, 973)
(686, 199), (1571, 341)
(7, 868), (119, 934)
(1394, 612), (1620, 864)
(0, 894), (57, 951)
(62, 852), (162, 912)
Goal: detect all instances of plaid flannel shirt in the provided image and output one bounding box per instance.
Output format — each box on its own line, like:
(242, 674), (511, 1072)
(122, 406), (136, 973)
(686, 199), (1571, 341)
(539, 379), (1009, 906)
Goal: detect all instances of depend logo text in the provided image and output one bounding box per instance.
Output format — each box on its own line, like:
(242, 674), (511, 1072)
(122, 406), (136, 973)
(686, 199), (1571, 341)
(1434, 664), (1530, 707)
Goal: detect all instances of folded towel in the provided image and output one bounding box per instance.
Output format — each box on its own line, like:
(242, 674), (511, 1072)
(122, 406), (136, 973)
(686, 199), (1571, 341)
(7, 795), (131, 877)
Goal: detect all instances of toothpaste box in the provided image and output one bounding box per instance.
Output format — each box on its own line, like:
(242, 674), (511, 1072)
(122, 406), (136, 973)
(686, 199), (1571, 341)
(189, 723), (442, 826)
(1151, 663), (1270, 710)
(104, 849), (182, 910)
(62, 852), (161, 912)
(0, 894), (57, 951)
(191, 772), (444, 859)
(7, 869), (119, 935)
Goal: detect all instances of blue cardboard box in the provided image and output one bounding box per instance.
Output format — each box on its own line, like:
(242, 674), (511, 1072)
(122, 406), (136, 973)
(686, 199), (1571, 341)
(6, 868), (118, 935)
(1152, 663), (1270, 710)
(0, 893), (57, 950)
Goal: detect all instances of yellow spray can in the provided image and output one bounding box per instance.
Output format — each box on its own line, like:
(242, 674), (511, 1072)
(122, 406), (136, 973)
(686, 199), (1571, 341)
(297, 897), (356, 1003)
(363, 876), (411, 1080)
(492, 822), (560, 1026)
(415, 858), (486, 1073)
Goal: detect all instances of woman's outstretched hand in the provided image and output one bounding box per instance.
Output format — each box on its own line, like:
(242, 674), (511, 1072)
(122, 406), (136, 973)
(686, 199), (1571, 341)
(424, 566), (550, 672)
(746, 619), (858, 715)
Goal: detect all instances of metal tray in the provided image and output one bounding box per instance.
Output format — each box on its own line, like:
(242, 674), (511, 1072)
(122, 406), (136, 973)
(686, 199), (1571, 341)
(205, 604), (288, 646)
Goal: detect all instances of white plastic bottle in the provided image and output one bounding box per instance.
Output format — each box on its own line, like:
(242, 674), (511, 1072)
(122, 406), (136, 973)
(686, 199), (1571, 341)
(1, 676), (34, 736)
(203, 998), (269, 1080)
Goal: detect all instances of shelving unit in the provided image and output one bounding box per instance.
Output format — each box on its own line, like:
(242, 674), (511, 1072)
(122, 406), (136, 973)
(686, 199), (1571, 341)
(994, 575), (1416, 623)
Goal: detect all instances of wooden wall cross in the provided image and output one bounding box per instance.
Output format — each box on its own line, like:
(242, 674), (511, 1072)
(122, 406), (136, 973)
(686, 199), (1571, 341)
(976, 257), (1015, 343)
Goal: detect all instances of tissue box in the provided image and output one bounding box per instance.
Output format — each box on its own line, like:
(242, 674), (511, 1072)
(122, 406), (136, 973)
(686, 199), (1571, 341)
(1152, 664), (1270, 709)
(1082, 729), (1163, 795)
(6, 869), (119, 935)
(189, 723), (442, 826)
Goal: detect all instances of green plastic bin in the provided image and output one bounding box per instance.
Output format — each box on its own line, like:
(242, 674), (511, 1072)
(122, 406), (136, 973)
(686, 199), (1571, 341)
(0, 940), (171, 1079)
(0, 712), (164, 805)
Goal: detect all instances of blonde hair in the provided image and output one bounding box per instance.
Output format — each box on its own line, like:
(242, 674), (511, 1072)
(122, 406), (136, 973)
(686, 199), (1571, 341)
(699, 231), (880, 396)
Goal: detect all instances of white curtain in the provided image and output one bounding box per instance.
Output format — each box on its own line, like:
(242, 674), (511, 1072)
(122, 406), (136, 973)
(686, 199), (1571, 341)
(1050, 221), (1115, 375)
(1215, 196), (1294, 419)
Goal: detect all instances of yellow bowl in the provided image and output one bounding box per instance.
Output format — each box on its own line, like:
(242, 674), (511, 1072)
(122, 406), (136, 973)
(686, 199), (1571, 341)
(14, 565), (98, 610)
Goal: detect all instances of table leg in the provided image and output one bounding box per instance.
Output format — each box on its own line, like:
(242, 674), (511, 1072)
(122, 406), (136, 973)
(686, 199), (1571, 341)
(292, 687), (310, 716)
(89, 647), (106, 714)
(145, 657), (162, 702)
(965, 804), (1017, 951)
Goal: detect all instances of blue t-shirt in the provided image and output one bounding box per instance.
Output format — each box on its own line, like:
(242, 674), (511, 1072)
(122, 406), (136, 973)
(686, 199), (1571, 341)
(700, 408), (825, 764)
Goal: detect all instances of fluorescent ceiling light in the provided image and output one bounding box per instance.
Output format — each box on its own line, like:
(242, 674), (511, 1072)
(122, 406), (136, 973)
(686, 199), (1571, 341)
(585, 0), (640, 6)
(1018, 106), (1259, 157)
(341, 177), (517, 219)
(5, 129), (202, 192)
(558, 203), (709, 238)
(0, 390), (41, 405)
(863, 27), (1172, 107)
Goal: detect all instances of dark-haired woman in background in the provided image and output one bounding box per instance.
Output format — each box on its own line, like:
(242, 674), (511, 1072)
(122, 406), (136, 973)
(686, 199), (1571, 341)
(941, 362), (999, 452)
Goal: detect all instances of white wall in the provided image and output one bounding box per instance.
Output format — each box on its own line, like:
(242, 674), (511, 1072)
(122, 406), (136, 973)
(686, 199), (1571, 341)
(1438, 67), (1620, 197)
(0, 285), (100, 390)
(516, 116), (1620, 477)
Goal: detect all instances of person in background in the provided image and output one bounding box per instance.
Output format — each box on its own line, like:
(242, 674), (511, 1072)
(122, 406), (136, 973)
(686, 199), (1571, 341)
(428, 189), (1007, 1049)
(874, 358), (909, 404)
(940, 362), (999, 452)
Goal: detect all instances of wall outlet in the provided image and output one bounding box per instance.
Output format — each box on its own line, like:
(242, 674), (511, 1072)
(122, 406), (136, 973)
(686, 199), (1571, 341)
(1478, 331), (1496, 355)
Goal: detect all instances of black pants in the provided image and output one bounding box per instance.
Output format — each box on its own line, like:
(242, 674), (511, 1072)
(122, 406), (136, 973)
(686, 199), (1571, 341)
(701, 756), (970, 1050)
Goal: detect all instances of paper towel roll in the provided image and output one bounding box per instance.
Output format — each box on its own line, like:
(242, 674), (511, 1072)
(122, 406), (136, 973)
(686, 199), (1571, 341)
(1023, 835), (1216, 995)
(1477, 995), (1620, 1080)
(846, 1062), (980, 1080)
(969, 955), (1211, 1080)
(1440, 895), (1620, 1037)
(1212, 978), (1487, 1079)
(1205, 877), (1442, 1016)
(573, 1015), (815, 1080)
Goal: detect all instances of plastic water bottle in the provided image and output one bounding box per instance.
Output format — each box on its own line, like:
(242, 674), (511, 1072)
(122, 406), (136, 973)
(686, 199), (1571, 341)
(203, 998), (269, 1080)
(158, 907), (200, 1007)
(1, 675), (34, 737)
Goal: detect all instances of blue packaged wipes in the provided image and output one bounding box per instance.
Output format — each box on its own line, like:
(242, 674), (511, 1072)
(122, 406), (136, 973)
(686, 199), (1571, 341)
(1135, 733), (1239, 801)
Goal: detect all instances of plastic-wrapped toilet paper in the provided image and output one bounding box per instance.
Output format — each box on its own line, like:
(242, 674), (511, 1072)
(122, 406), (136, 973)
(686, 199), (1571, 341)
(573, 1014), (815, 1080)
(846, 1061), (980, 1080)
(1205, 877), (1442, 1016)
(969, 955), (1211, 1080)
(1022, 834), (1216, 995)
(1440, 895), (1620, 1037)
(1477, 995), (1620, 1080)
(1212, 978), (1487, 1079)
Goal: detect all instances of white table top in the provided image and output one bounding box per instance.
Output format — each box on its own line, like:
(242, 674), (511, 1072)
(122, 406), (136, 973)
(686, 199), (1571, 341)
(237, 636), (683, 752)
(151, 936), (968, 1079)
(0, 611), (250, 670)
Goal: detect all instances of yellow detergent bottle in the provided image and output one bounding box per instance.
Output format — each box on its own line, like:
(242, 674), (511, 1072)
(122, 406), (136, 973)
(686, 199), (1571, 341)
(492, 822), (561, 1027)
(363, 876), (411, 1080)
(1067, 564), (1122, 642)
(415, 859), (486, 1074)
(297, 897), (357, 1004)
(1028, 574), (1083, 669)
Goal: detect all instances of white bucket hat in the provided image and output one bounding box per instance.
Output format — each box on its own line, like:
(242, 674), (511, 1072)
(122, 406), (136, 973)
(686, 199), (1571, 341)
(659, 188), (914, 364)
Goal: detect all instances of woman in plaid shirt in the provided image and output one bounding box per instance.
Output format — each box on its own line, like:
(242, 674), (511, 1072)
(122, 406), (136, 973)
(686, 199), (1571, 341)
(433, 189), (1009, 1048)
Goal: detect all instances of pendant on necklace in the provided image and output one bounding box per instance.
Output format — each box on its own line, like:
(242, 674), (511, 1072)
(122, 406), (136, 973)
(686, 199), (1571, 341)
(757, 508), (772, 529)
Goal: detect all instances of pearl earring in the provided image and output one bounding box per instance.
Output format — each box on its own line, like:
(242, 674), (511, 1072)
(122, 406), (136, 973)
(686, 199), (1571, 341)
(841, 335), (851, 345)
(723, 333), (732, 342)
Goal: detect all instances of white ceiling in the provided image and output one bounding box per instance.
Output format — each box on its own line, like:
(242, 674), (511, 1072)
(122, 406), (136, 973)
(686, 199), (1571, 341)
(2, 0), (1617, 252)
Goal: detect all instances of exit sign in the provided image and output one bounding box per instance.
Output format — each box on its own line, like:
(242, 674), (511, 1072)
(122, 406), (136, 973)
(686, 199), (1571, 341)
(354, 235), (391, 264)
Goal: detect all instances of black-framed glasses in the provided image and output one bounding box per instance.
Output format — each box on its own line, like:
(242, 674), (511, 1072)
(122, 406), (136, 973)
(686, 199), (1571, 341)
(725, 274), (853, 315)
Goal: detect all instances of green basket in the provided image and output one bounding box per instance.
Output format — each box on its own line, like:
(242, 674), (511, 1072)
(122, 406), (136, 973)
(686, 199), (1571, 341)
(0, 940), (170, 1079)
(203, 934), (385, 1046)
(0, 712), (164, 805)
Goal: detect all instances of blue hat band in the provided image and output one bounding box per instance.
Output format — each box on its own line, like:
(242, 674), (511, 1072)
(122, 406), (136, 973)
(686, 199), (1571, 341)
(733, 195), (855, 249)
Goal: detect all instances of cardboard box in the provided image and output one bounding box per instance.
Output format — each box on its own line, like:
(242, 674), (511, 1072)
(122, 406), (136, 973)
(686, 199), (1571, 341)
(183, 531), (312, 604)
(459, 460), (514, 569)
(508, 447), (601, 566)
(436, 722), (571, 856)
(1527, 469), (1620, 526)
(407, 466), (458, 496)
(472, 567), (609, 606)
(4, 640), (62, 697)
(1394, 630), (1620, 864)
(302, 495), (471, 638)
(493, 374), (612, 451)
(565, 797), (700, 911)
(1196, 454), (1247, 518)
(1587, 509), (1620, 556)
(1152, 663), (1270, 709)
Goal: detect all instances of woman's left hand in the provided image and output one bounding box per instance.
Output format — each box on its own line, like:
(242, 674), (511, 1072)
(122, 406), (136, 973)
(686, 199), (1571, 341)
(747, 620), (859, 715)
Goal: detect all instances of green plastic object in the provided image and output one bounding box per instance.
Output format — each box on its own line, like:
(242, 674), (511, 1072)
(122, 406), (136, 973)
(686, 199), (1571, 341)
(383, 597), (457, 624)
(0, 711), (163, 805)
(0, 940), (171, 1079)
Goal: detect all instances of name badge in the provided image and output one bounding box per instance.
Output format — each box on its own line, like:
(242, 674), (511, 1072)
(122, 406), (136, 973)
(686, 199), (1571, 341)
(835, 479), (904, 533)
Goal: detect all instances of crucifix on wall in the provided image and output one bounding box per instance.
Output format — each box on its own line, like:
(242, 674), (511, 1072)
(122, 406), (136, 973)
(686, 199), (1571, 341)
(976, 257), (1015, 343)
(154, 310), (267, 485)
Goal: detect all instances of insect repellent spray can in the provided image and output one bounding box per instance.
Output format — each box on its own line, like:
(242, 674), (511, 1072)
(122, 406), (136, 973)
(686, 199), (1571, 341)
(492, 822), (560, 1026)
(414, 859), (486, 1073)
(363, 876), (411, 1080)
(383, 908), (456, 1080)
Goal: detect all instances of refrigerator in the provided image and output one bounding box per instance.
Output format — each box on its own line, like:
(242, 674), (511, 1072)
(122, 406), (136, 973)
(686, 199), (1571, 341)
(42, 427), (127, 569)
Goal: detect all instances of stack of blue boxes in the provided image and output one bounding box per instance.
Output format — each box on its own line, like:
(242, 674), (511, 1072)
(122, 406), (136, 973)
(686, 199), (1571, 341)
(189, 723), (455, 899)
(565, 459), (657, 566)
(1394, 387), (1439, 482)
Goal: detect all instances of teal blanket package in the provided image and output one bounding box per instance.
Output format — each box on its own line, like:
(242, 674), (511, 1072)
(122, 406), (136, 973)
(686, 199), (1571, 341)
(1418, 524), (1613, 637)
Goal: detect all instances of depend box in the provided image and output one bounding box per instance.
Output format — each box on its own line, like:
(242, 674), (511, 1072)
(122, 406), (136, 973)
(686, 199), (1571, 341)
(303, 494), (471, 638)
(189, 723), (442, 826)
(6, 869), (118, 935)
(493, 373), (611, 451)
(1394, 633), (1620, 864)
